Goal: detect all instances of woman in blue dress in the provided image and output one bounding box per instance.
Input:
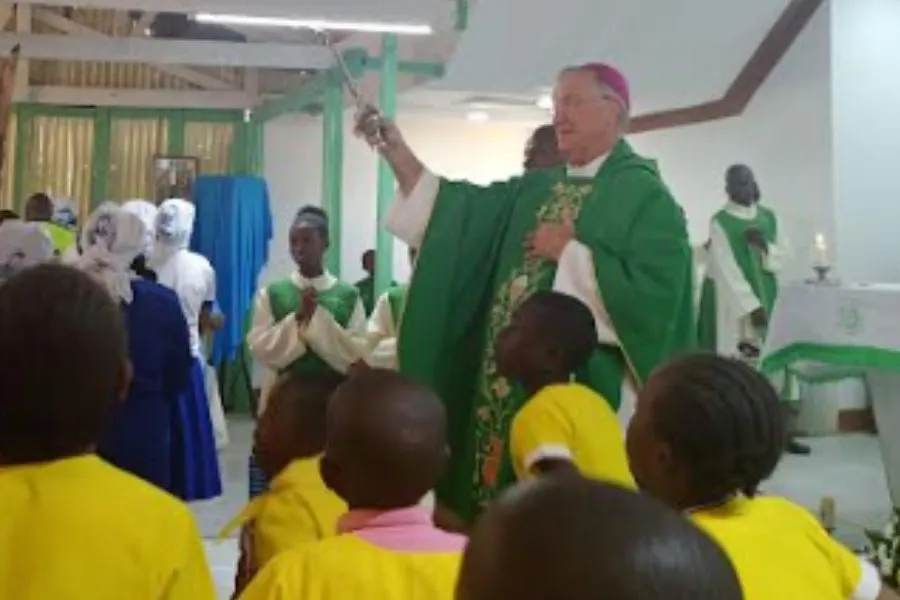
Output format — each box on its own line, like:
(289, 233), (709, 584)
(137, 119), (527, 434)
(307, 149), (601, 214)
(77, 203), (193, 492)
(151, 198), (222, 501)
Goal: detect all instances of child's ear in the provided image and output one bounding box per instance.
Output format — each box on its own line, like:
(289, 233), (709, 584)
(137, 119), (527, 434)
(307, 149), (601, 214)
(116, 359), (133, 403)
(320, 454), (344, 497)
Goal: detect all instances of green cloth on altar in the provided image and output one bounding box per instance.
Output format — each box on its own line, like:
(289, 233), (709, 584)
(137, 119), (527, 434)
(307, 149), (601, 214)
(697, 206), (778, 350)
(397, 140), (695, 521)
(267, 279), (359, 377)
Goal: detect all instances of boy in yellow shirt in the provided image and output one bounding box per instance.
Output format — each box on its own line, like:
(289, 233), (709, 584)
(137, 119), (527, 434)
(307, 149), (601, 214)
(495, 291), (634, 486)
(627, 352), (899, 600)
(458, 477), (742, 600)
(240, 368), (466, 600)
(0, 264), (214, 600)
(223, 372), (347, 595)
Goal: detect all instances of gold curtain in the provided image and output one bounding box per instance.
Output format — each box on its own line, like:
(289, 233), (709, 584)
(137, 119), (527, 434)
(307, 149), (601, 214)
(185, 122), (235, 175)
(0, 113), (16, 210)
(108, 118), (168, 201)
(22, 116), (94, 221)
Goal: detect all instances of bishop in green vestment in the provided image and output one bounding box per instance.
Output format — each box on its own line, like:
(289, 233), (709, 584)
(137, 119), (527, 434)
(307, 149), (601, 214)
(358, 63), (694, 521)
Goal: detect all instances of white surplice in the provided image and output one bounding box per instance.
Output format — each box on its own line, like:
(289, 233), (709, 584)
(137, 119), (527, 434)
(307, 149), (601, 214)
(365, 290), (401, 370)
(246, 271), (368, 415)
(383, 155), (637, 426)
(706, 202), (786, 356)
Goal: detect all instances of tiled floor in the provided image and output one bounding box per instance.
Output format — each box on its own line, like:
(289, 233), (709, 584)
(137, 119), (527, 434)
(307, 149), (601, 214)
(196, 416), (894, 599)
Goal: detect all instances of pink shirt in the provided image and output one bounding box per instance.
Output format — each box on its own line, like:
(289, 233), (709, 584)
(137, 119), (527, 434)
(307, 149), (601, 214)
(338, 506), (466, 553)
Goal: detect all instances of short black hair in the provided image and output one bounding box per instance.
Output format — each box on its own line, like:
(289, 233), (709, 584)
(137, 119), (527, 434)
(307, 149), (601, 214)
(273, 371), (346, 453)
(327, 368), (446, 509)
(293, 205), (330, 244)
(650, 352), (785, 500)
(530, 124), (556, 146)
(458, 477), (742, 600)
(520, 291), (597, 372)
(0, 209), (19, 224)
(0, 264), (127, 463)
(25, 193), (53, 220)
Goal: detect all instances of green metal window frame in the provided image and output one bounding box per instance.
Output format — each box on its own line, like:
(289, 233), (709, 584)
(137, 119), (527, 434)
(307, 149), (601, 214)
(10, 104), (252, 213)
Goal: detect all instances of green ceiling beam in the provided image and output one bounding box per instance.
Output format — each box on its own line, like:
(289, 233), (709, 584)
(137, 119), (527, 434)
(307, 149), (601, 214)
(255, 48), (367, 123)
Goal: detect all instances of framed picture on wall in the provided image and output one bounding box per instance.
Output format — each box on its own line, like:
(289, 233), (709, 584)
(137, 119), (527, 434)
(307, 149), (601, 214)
(152, 155), (199, 204)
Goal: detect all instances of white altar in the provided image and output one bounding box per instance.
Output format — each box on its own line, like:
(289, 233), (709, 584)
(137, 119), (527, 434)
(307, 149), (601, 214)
(761, 282), (900, 506)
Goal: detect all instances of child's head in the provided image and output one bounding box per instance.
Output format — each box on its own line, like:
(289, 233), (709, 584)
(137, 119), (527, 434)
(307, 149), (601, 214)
(254, 372), (345, 480)
(496, 291), (596, 385)
(626, 352), (785, 511)
(290, 206), (329, 276)
(457, 477), (742, 600)
(321, 368), (447, 510)
(0, 264), (130, 464)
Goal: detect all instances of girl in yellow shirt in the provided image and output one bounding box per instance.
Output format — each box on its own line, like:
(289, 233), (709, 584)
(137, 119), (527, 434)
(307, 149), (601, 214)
(0, 264), (214, 600)
(626, 352), (898, 600)
(240, 368), (466, 600)
(223, 372), (348, 596)
(495, 291), (633, 486)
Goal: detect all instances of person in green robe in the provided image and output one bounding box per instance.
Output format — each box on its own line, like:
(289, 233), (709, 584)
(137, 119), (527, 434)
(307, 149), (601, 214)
(245, 205), (367, 495)
(697, 164), (810, 456)
(354, 249), (396, 316)
(365, 247), (418, 369)
(523, 124), (563, 172)
(357, 62), (695, 522)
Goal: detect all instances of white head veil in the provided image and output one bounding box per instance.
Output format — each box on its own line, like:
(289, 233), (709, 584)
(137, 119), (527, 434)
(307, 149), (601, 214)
(156, 198), (195, 251)
(77, 203), (146, 304)
(121, 199), (158, 258)
(0, 221), (54, 283)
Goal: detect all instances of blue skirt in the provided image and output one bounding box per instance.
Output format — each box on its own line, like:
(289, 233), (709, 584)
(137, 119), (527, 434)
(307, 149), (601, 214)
(99, 396), (173, 492)
(171, 358), (223, 501)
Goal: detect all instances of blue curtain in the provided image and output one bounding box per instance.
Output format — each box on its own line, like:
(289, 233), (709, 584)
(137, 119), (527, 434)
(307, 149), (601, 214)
(191, 175), (272, 366)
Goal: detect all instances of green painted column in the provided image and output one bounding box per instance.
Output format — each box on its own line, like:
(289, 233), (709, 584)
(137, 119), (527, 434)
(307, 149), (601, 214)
(90, 107), (111, 209)
(13, 105), (30, 213)
(167, 110), (186, 156)
(374, 34), (398, 297)
(321, 72), (345, 276)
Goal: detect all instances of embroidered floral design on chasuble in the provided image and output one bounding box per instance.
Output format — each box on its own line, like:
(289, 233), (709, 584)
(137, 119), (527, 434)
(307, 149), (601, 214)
(472, 181), (593, 504)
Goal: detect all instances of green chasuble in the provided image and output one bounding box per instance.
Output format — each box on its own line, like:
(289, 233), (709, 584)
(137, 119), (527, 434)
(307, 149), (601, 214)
(355, 276), (376, 316)
(697, 206), (778, 351)
(355, 276), (397, 316)
(267, 279), (359, 377)
(397, 140), (695, 521)
(386, 284), (409, 328)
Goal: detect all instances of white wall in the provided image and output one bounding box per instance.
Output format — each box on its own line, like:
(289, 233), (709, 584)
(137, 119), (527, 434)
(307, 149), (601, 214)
(831, 0), (900, 282)
(630, 3), (833, 281)
(264, 112), (534, 285)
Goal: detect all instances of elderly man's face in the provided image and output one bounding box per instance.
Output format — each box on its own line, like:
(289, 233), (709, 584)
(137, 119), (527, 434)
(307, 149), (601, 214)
(552, 70), (621, 162)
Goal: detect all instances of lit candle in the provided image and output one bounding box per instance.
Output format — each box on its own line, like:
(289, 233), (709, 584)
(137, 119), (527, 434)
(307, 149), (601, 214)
(814, 233), (828, 267)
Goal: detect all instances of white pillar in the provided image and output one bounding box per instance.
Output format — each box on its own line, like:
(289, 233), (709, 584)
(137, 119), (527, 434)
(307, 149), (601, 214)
(831, 0), (900, 282)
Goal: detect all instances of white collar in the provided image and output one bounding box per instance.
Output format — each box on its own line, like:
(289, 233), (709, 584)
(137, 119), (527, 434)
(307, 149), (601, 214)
(724, 201), (758, 220)
(566, 152), (609, 179)
(291, 270), (337, 292)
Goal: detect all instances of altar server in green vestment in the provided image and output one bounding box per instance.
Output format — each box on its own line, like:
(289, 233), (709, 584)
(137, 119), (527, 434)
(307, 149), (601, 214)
(246, 206), (367, 417)
(698, 165), (786, 357)
(357, 63), (694, 522)
(365, 247), (417, 370)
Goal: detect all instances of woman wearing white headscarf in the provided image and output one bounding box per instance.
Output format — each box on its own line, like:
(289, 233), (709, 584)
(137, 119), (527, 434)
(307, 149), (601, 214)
(78, 204), (194, 494)
(0, 220), (54, 283)
(150, 197), (223, 501)
(121, 199), (159, 281)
